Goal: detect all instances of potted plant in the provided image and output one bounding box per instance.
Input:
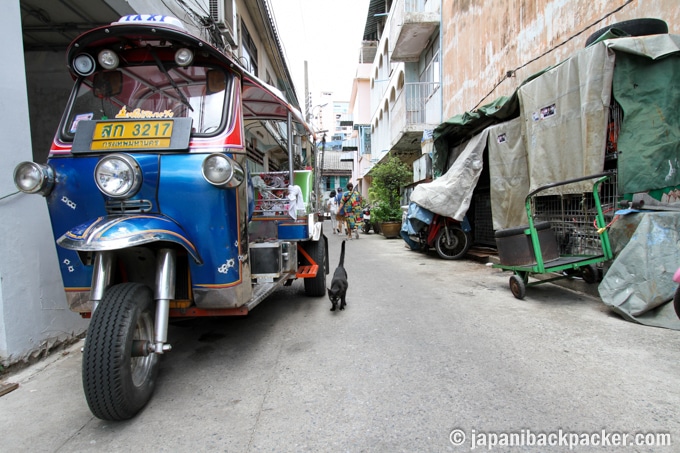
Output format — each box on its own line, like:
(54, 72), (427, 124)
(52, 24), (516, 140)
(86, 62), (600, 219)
(368, 155), (411, 238)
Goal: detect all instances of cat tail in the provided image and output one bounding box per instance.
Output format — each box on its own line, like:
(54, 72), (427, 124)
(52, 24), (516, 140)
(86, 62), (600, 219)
(339, 240), (346, 267)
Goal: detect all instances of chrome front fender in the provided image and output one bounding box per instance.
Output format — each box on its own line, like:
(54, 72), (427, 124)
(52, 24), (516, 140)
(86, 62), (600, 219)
(57, 215), (202, 264)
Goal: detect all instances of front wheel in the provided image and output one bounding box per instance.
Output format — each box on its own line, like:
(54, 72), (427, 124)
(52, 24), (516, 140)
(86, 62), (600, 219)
(82, 283), (159, 421)
(434, 225), (471, 260)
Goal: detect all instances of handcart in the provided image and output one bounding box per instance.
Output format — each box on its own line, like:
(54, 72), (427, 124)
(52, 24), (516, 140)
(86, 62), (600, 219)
(493, 173), (614, 299)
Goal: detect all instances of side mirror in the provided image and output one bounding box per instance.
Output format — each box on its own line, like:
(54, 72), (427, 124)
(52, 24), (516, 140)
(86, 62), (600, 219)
(206, 70), (226, 94)
(93, 71), (123, 98)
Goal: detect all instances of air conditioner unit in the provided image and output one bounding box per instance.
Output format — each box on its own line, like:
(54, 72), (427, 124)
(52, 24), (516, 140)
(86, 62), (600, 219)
(209, 0), (238, 47)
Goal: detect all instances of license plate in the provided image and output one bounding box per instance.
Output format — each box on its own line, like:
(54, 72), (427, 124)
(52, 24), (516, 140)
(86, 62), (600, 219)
(91, 120), (174, 150)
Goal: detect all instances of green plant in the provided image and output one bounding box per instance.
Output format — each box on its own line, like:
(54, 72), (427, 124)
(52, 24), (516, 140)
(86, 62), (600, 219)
(368, 155), (411, 223)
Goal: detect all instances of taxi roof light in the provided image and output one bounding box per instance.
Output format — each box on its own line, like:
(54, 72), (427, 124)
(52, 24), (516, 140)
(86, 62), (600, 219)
(112, 14), (185, 30)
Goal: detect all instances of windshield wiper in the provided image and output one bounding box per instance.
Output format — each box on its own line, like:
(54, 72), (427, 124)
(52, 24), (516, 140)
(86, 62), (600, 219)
(148, 46), (193, 112)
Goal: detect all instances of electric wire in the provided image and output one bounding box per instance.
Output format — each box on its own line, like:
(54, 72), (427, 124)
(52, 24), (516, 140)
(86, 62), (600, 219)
(0, 191), (20, 201)
(472, 0), (635, 110)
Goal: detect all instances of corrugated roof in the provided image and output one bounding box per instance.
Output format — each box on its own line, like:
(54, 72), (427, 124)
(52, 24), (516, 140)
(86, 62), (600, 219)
(321, 151), (353, 172)
(362, 0), (386, 41)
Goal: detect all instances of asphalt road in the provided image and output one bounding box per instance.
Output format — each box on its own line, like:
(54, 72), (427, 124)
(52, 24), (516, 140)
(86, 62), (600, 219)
(2, 225), (680, 452)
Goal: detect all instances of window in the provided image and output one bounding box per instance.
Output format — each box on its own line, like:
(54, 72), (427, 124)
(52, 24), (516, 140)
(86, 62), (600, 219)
(419, 36), (440, 84)
(64, 65), (230, 139)
(241, 20), (258, 76)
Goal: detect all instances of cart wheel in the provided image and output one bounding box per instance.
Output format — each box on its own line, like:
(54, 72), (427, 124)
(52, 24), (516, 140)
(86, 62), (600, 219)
(581, 264), (599, 284)
(509, 274), (526, 299)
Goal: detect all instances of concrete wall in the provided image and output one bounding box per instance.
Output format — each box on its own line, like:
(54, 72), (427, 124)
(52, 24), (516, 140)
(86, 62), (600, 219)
(441, 0), (680, 119)
(25, 52), (74, 163)
(0, 2), (88, 367)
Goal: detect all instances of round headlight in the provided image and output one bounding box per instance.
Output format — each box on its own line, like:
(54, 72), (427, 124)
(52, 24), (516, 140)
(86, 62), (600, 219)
(98, 49), (119, 70)
(202, 154), (244, 188)
(13, 161), (54, 196)
(174, 48), (194, 67)
(94, 154), (142, 198)
(73, 53), (96, 76)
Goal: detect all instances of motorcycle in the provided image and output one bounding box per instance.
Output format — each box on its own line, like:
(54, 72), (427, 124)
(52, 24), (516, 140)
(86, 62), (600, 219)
(403, 203), (472, 260)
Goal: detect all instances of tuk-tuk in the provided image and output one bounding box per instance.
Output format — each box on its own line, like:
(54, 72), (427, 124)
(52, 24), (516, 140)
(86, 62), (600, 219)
(13, 14), (328, 421)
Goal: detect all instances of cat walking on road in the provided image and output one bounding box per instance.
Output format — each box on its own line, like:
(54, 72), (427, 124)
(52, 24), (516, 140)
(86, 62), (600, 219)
(328, 240), (348, 311)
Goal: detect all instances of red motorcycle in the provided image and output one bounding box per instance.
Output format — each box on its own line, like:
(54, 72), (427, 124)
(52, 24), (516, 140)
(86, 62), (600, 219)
(404, 210), (472, 260)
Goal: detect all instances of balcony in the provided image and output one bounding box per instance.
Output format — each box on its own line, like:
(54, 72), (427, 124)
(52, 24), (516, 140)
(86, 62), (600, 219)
(390, 81), (441, 156)
(390, 0), (440, 62)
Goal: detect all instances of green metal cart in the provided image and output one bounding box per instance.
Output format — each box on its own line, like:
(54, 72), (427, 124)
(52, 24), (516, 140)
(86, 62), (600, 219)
(493, 172), (614, 299)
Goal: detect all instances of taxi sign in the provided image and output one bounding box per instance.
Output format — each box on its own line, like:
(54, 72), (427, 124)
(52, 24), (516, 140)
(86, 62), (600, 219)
(113, 15), (185, 30)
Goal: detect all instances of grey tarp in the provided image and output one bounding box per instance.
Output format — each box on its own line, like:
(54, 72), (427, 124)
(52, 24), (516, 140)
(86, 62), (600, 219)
(487, 117), (529, 230)
(409, 129), (489, 221)
(431, 96), (520, 177)
(599, 211), (680, 330)
(517, 41), (614, 195)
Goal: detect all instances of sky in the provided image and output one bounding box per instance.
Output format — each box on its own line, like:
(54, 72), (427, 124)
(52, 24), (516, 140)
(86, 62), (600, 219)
(268, 0), (370, 105)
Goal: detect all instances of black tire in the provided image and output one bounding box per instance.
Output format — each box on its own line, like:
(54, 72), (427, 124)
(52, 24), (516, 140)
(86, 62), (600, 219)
(581, 264), (599, 284)
(301, 238), (326, 297)
(82, 283), (159, 421)
(434, 225), (471, 260)
(585, 18), (668, 47)
(673, 287), (680, 320)
(509, 274), (526, 300)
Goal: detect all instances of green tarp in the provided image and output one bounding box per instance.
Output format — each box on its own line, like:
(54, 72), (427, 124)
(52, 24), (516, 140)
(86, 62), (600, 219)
(613, 47), (680, 194)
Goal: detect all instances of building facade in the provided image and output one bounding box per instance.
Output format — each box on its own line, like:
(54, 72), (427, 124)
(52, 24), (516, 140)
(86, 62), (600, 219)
(355, 0), (678, 200)
(441, 0), (680, 120)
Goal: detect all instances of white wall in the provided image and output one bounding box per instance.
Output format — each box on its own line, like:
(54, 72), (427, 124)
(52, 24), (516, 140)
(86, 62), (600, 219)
(0, 1), (88, 366)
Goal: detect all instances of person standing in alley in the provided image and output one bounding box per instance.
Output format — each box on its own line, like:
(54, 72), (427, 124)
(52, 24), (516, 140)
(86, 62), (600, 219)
(338, 182), (362, 239)
(328, 190), (338, 234)
(335, 187), (344, 234)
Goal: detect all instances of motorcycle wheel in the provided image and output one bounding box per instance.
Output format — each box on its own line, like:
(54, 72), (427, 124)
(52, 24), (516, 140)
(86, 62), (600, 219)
(362, 221), (370, 234)
(434, 225), (472, 260)
(673, 286), (680, 320)
(82, 283), (159, 421)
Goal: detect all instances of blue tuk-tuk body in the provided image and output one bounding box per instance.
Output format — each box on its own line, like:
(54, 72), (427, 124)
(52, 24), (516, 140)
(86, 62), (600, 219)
(14, 14), (327, 421)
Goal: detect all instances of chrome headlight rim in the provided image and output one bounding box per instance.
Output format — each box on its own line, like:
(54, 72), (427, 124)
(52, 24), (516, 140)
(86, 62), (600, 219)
(94, 153), (142, 199)
(201, 153), (245, 188)
(73, 53), (96, 76)
(13, 161), (55, 196)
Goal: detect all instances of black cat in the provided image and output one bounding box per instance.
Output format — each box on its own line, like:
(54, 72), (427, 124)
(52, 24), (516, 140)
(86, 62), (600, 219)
(328, 240), (348, 311)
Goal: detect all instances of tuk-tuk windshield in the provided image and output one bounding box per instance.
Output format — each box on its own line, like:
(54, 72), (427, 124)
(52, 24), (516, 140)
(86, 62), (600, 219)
(63, 65), (230, 139)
